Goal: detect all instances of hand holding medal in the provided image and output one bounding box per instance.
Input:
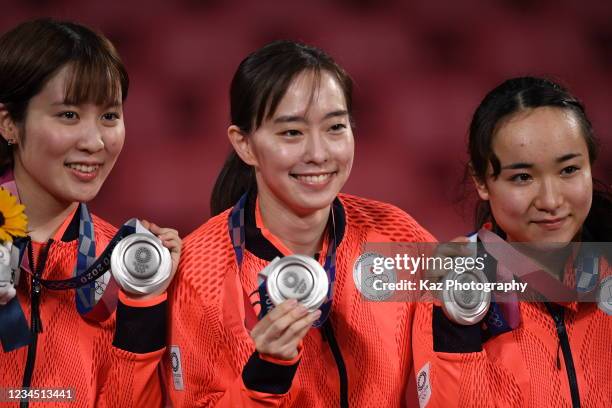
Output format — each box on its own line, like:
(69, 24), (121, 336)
(110, 220), (181, 299)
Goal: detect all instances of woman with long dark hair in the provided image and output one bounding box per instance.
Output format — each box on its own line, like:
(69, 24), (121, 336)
(412, 77), (611, 407)
(0, 19), (181, 407)
(167, 40), (435, 407)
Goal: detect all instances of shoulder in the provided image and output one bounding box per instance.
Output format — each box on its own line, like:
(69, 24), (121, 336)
(177, 209), (235, 291)
(91, 214), (118, 243)
(338, 193), (436, 242)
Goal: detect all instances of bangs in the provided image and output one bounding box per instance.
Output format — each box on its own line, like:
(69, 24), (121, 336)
(63, 46), (127, 106)
(258, 67), (323, 127)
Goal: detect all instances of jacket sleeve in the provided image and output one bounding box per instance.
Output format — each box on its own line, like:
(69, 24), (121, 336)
(165, 266), (303, 408)
(412, 302), (495, 408)
(98, 291), (167, 408)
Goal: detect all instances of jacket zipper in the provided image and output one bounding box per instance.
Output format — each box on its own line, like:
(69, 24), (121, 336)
(20, 239), (52, 408)
(322, 319), (348, 408)
(544, 302), (580, 408)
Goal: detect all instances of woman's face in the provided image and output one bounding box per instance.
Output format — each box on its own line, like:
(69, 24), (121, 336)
(246, 70), (354, 215)
(10, 64), (125, 205)
(476, 106), (592, 244)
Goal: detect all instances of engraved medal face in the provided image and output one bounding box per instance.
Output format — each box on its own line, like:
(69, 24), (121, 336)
(442, 268), (490, 325)
(124, 242), (161, 279)
(598, 276), (612, 316)
(275, 263), (315, 301)
(265, 255), (328, 312)
(111, 232), (172, 295)
(353, 252), (395, 301)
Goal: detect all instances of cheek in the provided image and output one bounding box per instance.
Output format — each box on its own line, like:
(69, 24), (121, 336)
(488, 185), (532, 220)
(22, 126), (74, 161)
(330, 134), (355, 168)
(566, 174), (593, 215)
(104, 128), (125, 159)
(257, 143), (300, 174)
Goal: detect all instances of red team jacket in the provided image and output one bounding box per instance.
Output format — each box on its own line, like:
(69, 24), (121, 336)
(0, 207), (166, 407)
(412, 242), (612, 407)
(166, 193), (435, 407)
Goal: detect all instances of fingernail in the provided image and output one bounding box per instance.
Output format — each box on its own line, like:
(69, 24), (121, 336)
(287, 299), (298, 307)
(312, 310), (322, 319)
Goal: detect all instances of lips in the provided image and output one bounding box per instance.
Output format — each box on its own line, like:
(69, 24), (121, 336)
(532, 216), (568, 230)
(290, 172), (337, 185)
(65, 163), (101, 173)
(64, 162), (103, 182)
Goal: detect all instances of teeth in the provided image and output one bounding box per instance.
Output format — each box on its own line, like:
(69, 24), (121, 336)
(66, 163), (99, 173)
(294, 173), (332, 184)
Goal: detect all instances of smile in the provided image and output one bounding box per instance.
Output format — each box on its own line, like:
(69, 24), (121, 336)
(532, 216), (568, 230)
(65, 163), (101, 174)
(290, 172), (336, 185)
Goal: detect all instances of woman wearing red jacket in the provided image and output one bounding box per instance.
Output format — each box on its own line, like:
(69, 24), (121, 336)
(0, 19), (180, 407)
(167, 40), (434, 407)
(412, 77), (611, 407)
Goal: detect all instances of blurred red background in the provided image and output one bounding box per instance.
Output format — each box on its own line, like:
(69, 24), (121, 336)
(2, 0), (611, 240)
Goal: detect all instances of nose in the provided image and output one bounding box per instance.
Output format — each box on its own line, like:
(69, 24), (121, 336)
(534, 177), (563, 213)
(76, 119), (105, 153)
(303, 131), (329, 164)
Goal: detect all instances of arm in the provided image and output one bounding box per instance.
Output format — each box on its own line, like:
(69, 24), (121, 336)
(98, 291), (167, 407)
(412, 302), (494, 408)
(165, 275), (306, 407)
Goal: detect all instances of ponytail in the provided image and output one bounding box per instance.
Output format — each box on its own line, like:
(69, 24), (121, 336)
(210, 151), (255, 216)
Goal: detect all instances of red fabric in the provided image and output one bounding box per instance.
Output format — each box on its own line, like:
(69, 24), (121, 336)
(412, 262), (612, 407)
(166, 194), (436, 407)
(0, 214), (165, 407)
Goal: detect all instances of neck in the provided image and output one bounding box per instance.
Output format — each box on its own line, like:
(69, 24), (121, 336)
(519, 244), (572, 281)
(13, 161), (77, 243)
(257, 189), (330, 257)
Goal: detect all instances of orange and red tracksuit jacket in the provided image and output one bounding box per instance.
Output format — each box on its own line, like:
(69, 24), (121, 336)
(166, 193), (435, 407)
(412, 240), (611, 407)
(0, 206), (166, 407)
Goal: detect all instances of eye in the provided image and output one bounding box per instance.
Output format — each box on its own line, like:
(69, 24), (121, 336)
(510, 173), (532, 184)
(280, 129), (302, 137)
(329, 123), (347, 133)
(102, 112), (120, 121)
(58, 111), (78, 120)
(561, 165), (579, 176)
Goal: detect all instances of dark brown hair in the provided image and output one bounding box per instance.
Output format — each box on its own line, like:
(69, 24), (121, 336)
(210, 40), (353, 215)
(0, 18), (129, 172)
(468, 76), (611, 240)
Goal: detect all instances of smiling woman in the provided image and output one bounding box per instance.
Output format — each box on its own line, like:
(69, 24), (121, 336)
(167, 40), (435, 407)
(412, 77), (612, 407)
(0, 18), (181, 407)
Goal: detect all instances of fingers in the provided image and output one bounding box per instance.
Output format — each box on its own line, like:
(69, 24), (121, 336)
(273, 309), (320, 347)
(251, 299), (298, 338)
(251, 299), (320, 360)
(260, 303), (309, 341)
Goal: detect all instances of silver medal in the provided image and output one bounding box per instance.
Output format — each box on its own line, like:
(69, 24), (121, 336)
(441, 267), (491, 325)
(598, 276), (612, 316)
(353, 252), (395, 301)
(110, 233), (172, 295)
(263, 255), (328, 312)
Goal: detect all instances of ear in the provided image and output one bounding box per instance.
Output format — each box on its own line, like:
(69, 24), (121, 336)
(469, 163), (490, 201)
(0, 104), (19, 145)
(227, 125), (258, 167)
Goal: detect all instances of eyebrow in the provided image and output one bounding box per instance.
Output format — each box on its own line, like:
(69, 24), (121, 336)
(501, 153), (583, 170)
(273, 110), (349, 124)
(50, 101), (122, 108)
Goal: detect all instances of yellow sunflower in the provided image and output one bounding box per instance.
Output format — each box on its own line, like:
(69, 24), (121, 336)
(0, 187), (28, 243)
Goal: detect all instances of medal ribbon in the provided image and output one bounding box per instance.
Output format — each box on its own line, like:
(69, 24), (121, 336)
(228, 193), (337, 330)
(478, 228), (600, 336)
(0, 170), (152, 351)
